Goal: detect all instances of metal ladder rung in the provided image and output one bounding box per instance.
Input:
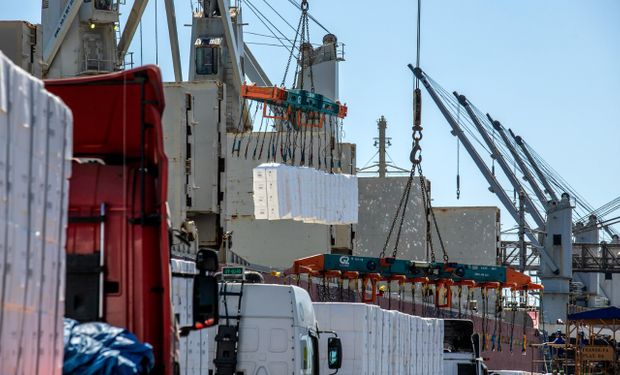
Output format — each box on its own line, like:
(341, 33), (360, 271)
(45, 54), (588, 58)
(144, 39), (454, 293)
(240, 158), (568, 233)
(220, 291), (243, 296)
(220, 315), (241, 320)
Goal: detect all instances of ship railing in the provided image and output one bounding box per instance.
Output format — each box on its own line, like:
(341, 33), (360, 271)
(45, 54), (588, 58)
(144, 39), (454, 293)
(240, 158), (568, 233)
(499, 240), (540, 271)
(572, 242), (620, 273)
(81, 57), (116, 75)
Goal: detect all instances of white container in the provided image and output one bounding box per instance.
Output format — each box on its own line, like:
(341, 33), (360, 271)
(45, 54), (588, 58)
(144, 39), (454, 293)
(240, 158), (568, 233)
(0, 51), (72, 375)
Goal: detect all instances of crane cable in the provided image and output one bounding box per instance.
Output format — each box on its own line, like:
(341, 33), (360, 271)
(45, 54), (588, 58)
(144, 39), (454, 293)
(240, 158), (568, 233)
(379, 0), (449, 265)
(456, 106), (461, 199)
(287, 0), (331, 35)
(509, 290), (517, 353)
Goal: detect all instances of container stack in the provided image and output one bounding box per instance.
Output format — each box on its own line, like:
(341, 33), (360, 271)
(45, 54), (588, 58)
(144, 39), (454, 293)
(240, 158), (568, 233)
(252, 163), (358, 224)
(313, 303), (444, 375)
(0, 51), (73, 375)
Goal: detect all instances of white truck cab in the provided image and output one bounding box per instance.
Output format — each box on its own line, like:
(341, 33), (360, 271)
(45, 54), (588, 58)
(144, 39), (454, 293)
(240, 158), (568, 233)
(208, 283), (340, 375)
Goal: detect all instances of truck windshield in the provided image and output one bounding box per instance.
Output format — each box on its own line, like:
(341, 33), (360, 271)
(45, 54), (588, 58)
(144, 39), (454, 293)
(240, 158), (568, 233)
(444, 319), (475, 352)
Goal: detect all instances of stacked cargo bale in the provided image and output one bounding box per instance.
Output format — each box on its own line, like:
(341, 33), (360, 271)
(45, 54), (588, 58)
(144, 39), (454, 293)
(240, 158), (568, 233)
(252, 163), (358, 224)
(170, 259), (211, 375)
(0, 51), (72, 375)
(314, 303), (444, 375)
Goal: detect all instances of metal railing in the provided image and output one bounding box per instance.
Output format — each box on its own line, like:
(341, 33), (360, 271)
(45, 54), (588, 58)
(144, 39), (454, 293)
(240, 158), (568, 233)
(572, 242), (620, 273)
(499, 240), (540, 271)
(81, 57), (116, 74)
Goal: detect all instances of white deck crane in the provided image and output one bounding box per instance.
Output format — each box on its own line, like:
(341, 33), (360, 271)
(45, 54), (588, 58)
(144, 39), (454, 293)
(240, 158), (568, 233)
(41, 0), (184, 80)
(411, 66), (576, 323)
(414, 67), (620, 314)
(42, 0), (119, 78)
(510, 132), (619, 305)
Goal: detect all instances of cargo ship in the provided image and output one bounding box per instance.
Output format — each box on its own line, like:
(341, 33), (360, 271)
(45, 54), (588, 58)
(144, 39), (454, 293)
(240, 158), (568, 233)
(1, 1), (618, 374)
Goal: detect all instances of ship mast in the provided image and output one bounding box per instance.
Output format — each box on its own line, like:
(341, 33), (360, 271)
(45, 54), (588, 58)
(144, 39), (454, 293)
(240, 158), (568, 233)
(358, 116), (408, 176)
(378, 116), (387, 178)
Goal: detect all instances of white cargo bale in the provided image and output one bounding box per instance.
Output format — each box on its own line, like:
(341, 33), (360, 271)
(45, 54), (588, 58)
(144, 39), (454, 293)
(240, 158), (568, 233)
(313, 303), (374, 375)
(380, 310), (392, 374)
(0, 51), (72, 375)
(252, 163), (358, 224)
(170, 259), (212, 374)
(288, 166), (301, 219)
(297, 167), (313, 221)
(251, 165), (269, 219)
(410, 316), (419, 375)
(400, 313), (410, 375)
(390, 311), (401, 375)
(313, 301), (444, 375)
(372, 305), (383, 374)
(421, 318), (431, 374)
(264, 163), (291, 220)
(348, 174), (359, 224)
(436, 319), (445, 374)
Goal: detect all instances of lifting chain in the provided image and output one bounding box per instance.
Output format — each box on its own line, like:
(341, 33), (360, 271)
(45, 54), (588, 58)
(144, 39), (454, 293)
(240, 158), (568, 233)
(281, 0), (308, 87)
(379, 78), (448, 264)
(418, 164), (449, 263)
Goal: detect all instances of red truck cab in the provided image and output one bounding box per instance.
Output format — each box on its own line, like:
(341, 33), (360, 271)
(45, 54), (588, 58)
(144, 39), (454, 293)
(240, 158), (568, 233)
(46, 66), (173, 374)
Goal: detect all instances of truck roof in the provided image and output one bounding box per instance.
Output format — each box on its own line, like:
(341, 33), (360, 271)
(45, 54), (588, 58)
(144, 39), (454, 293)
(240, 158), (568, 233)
(218, 283), (316, 329)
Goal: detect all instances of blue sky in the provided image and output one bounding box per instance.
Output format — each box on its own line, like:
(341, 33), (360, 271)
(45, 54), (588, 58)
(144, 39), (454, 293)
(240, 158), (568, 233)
(4, 0), (619, 235)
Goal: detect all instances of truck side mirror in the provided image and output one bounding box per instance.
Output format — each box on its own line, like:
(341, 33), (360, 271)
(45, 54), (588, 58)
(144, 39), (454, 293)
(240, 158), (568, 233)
(196, 248), (219, 272)
(471, 332), (481, 358)
(327, 337), (342, 370)
(192, 273), (219, 329)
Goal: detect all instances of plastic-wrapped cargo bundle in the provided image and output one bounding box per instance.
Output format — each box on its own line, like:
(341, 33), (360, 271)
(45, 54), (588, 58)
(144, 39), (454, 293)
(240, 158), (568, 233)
(252, 163), (358, 224)
(410, 316), (420, 375)
(392, 311), (405, 375)
(313, 303), (374, 375)
(313, 302), (444, 375)
(265, 163), (292, 220)
(252, 164), (269, 219)
(347, 174), (359, 224)
(435, 318), (445, 374)
(400, 313), (410, 375)
(420, 318), (431, 374)
(0, 51), (73, 375)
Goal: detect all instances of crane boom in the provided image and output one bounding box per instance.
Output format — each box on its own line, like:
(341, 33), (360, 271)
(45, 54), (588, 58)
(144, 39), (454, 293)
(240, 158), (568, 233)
(42, 0), (85, 71)
(456, 93), (545, 228)
(164, 0), (183, 82)
(410, 66), (560, 274)
(117, 0), (150, 65)
(243, 43), (272, 86)
(511, 131), (560, 202)
(488, 116), (549, 208)
(217, 0), (243, 89)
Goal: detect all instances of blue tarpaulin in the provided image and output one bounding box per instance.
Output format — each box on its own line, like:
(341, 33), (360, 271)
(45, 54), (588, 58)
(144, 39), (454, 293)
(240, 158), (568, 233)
(567, 306), (620, 321)
(63, 318), (155, 375)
